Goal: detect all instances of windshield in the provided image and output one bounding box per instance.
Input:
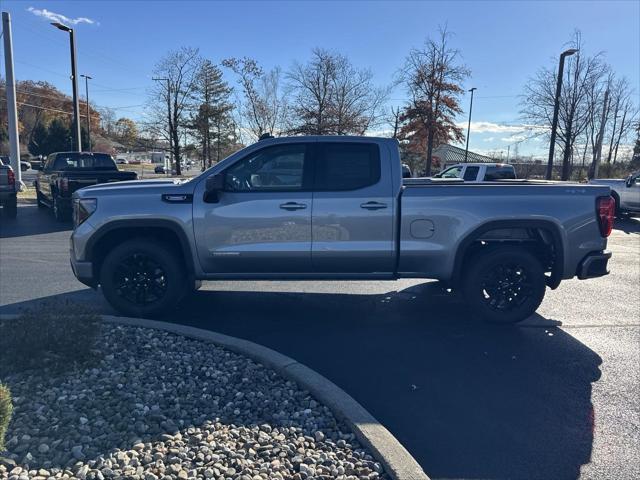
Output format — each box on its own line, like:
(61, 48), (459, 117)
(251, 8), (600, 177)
(53, 153), (116, 170)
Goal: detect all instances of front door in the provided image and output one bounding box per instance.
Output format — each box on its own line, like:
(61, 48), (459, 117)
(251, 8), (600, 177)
(193, 143), (313, 274)
(311, 142), (395, 274)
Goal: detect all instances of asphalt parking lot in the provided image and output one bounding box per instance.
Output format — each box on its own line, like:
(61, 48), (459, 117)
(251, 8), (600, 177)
(1, 204), (638, 480)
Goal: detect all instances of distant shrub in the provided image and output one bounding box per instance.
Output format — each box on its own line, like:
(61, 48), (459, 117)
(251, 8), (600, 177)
(0, 300), (102, 375)
(0, 383), (12, 452)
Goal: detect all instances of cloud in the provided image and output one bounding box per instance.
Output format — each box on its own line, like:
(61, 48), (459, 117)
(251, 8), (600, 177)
(458, 121), (546, 134)
(27, 6), (97, 26)
(501, 134), (529, 143)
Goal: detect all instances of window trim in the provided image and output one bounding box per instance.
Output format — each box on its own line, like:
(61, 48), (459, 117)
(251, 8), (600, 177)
(221, 143), (314, 193)
(313, 142), (381, 192)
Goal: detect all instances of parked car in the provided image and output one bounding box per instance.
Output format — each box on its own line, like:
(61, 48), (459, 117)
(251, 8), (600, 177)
(433, 163), (517, 182)
(154, 165), (167, 174)
(401, 163), (412, 178)
(116, 158), (129, 164)
(34, 152), (138, 221)
(70, 136), (614, 323)
(0, 160), (18, 218)
(20, 160), (31, 171)
(590, 172), (640, 216)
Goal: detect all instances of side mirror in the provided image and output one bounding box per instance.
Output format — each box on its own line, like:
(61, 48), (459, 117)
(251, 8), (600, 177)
(625, 175), (633, 188)
(204, 173), (224, 203)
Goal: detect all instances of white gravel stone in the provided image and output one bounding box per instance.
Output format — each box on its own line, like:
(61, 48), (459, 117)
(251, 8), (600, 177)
(1, 325), (387, 479)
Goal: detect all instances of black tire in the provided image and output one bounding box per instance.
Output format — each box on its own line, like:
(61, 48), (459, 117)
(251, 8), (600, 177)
(99, 239), (187, 318)
(52, 193), (70, 221)
(2, 194), (17, 219)
(462, 246), (546, 324)
(36, 188), (47, 209)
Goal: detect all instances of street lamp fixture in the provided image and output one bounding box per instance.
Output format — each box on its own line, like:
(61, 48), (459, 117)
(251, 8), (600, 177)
(51, 21), (82, 151)
(545, 48), (578, 179)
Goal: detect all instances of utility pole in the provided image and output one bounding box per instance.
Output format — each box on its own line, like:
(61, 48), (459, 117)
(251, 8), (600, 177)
(546, 48), (578, 180)
(591, 88), (610, 180)
(506, 145), (510, 163)
(51, 22), (82, 151)
(464, 87), (477, 163)
(81, 74), (92, 152)
(153, 77), (173, 173)
(2, 11), (22, 188)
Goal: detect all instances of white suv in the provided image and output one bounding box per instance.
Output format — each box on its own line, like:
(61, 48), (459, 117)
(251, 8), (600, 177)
(435, 163), (516, 182)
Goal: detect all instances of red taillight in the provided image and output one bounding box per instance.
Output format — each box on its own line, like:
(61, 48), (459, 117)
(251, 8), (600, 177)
(7, 168), (15, 187)
(597, 196), (615, 237)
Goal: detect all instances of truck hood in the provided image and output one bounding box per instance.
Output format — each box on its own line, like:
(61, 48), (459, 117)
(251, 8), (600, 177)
(74, 178), (194, 197)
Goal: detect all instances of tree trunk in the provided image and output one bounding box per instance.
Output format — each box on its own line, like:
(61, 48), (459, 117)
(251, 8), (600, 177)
(425, 129), (435, 176)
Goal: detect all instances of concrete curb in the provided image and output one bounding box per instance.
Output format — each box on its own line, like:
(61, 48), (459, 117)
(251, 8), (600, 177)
(1, 313), (429, 479)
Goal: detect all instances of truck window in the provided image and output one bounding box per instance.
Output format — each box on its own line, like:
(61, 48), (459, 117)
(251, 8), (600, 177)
(440, 166), (462, 178)
(315, 143), (380, 191)
(224, 144), (307, 191)
(463, 166), (480, 181)
(53, 153), (116, 170)
(484, 165), (516, 180)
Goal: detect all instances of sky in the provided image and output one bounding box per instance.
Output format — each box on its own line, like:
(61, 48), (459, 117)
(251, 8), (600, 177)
(1, 0), (639, 158)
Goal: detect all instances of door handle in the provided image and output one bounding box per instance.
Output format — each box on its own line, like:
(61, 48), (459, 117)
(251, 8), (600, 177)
(360, 201), (388, 210)
(279, 202), (307, 211)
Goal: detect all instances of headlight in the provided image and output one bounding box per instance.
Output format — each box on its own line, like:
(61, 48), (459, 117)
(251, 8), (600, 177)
(73, 198), (97, 227)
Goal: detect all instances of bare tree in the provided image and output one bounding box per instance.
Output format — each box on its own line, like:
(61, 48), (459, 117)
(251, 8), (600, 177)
(522, 31), (607, 180)
(222, 57), (287, 140)
(147, 47), (201, 175)
(398, 27), (470, 176)
(605, 77), (638, 169)
(286, 48), (387, 135)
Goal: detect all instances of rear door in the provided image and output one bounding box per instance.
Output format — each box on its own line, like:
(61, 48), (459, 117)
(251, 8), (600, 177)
(311, 141), (395, 274)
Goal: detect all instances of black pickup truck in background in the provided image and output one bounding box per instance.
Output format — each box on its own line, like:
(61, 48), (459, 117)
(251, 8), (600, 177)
(34, 152), (138, 221)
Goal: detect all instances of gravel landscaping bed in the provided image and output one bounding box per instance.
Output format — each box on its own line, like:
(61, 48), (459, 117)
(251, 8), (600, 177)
(0, 324), (387, 480)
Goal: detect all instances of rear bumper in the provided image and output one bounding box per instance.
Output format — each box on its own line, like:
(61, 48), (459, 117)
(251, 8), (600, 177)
(577, 250), (612, 280)
(70, 249), (96, 288)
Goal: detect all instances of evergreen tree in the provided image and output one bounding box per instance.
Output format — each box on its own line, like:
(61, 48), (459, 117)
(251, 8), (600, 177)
(191, 60), (234, 168)
(45, 118), (72, 154)
(28, 122), (48, 156)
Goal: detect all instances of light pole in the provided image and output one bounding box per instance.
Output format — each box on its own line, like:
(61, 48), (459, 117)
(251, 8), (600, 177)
(80, 74), (92, 152)
(152, 77), (173, 173)
(51, 22), (82, 152)
(464, 87), (477, 163)
(545, 48), (578, 180)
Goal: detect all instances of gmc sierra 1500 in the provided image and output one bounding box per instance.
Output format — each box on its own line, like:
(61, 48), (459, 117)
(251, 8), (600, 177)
(70, 136), (614, 323)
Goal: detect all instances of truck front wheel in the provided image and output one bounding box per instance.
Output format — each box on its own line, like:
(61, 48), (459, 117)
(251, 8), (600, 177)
(100, 239), (187, 318)
(462, 246), (546, 324)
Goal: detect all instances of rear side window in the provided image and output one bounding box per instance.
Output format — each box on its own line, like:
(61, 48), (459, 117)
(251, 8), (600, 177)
(484, 166), (516, 180)
(463, 166), (480, 181)
(53, 153), (115, 170)
(315, 143), (380, 191)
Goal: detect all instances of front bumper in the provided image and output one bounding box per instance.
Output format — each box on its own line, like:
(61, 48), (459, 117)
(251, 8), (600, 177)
(577, 250), (612, 280)
(70, 248), (96, 288)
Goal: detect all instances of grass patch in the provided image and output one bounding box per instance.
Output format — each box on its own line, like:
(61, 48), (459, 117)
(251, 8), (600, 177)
(0, 300), (102, 376)
(0, 384), (12, 452)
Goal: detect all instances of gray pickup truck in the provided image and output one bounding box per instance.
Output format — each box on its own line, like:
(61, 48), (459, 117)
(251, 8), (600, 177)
(70, 136), (614, 323)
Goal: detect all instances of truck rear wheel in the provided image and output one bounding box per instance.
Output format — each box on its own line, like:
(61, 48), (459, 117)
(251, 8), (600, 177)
(99, 239), (187, 318)
(462, 246), (546, 324)
(53, 194), (70, 221)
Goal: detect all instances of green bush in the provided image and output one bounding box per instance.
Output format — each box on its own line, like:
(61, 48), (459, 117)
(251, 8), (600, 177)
(0, 300), (102, 375)
(0, 383), (12, 452)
